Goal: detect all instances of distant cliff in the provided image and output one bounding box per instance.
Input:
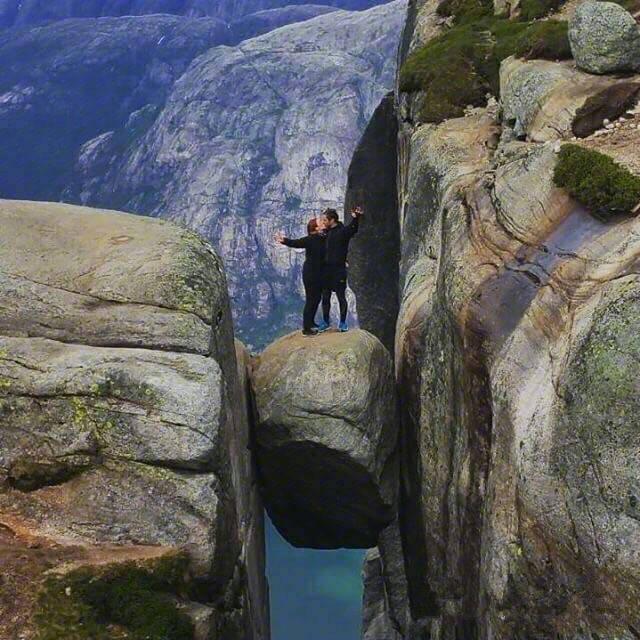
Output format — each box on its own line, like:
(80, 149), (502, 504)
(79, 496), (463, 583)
(0, 0), (391, 27)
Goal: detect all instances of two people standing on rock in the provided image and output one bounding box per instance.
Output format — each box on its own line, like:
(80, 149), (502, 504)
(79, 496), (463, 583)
(275, 206), (363, 336)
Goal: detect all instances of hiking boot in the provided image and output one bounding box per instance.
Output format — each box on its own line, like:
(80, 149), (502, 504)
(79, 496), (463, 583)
(317, 320), (331, 332)
(302, 328), (318, 337)
(338, 321), (348, 332)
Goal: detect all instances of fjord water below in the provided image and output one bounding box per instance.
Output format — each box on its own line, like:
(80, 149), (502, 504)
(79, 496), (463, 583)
(266, 516), (365, 639)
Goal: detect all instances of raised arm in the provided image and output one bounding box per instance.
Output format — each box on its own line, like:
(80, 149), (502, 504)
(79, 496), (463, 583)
(343, 210), (361, 238)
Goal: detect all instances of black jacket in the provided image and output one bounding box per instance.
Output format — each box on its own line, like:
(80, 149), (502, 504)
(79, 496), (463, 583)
(324, 216), (359, 268)
(282, 234), (326, 280)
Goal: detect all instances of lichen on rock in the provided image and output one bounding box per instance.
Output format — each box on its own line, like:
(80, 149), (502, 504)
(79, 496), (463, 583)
(569, 0), (640, 74)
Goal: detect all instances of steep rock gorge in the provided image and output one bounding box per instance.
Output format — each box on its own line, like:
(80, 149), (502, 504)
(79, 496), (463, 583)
(350, 0), (640, 637)
(0, 200), (269, 640)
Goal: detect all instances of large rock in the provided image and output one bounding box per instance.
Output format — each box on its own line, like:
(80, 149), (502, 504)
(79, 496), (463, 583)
(569, 0), (640, 74)
(500, 57), (640, 141)
(0, 200), (269, 639)
(387, 102), (640, 639)
(354, 0), (640, 629)
(251, 329), (397, 548)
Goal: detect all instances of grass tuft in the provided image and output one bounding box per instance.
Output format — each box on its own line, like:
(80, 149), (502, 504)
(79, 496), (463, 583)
(399, 18), (570, 123)
(554, 144), (640, 216)
(35, 554), (194, 640)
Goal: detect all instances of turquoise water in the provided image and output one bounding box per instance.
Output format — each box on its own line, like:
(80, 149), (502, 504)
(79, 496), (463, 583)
(266, 517), (365, 639)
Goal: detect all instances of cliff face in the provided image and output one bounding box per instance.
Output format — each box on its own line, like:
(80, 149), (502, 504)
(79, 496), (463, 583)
(0, 15), (230, 202)
(0, 200), (268, 640)
(352, 0), (640, 637)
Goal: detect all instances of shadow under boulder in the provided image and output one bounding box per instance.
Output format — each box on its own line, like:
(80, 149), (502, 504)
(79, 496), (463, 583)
(250, 329), (397, 549)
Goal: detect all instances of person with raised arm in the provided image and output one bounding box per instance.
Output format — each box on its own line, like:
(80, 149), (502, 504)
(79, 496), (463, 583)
(318, 206), (363, 333)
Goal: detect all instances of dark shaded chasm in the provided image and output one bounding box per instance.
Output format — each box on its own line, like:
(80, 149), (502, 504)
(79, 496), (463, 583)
(347, 91), (400, 356)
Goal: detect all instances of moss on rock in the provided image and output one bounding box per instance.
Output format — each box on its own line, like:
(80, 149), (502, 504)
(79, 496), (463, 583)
(519, 0), (564, 20)
(437, 0), (493, 24)
(554, 144), (640, 216)
(399, 18), (570, 122)
(8, 456), (93, 492)
(35, 552), (193, 640)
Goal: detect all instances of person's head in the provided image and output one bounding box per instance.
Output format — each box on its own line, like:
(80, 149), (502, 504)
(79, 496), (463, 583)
(323, 208), (339, 228)
(307, 217), (320, 235)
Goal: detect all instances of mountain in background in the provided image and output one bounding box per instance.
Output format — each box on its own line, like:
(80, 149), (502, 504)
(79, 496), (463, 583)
(0, 0), (404, 348)
(0, 0), (389, 26)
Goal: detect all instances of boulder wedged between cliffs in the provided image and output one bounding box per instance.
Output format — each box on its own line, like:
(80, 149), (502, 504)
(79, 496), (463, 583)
(250, 329), (398, 549)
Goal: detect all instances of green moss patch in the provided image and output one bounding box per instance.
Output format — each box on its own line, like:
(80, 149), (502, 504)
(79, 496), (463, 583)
(437, 0), (493, 24)
(35, 553), (193, 640)
(554, 144), (640, 216)
(399, 18), (570, 122)
(8, 456), (93, 492)
(519, 0), (564, 20)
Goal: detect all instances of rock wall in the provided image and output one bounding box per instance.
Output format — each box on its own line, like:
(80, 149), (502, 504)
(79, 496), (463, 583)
(0, 200), (269, 640)
(353, 0), (640, 637)
(346, 92), (400, 355)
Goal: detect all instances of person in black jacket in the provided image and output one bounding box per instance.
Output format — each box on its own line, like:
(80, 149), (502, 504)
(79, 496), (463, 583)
(275, 217), (327, 336)
(318, 206), (363, 332)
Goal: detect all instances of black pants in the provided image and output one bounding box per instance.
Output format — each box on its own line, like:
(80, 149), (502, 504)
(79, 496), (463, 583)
(303, 268), (323, 331)
(322, 266), (348, 324)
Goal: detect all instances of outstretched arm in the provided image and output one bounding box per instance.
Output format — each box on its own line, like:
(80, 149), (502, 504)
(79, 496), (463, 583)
(275, 232), (309, 248)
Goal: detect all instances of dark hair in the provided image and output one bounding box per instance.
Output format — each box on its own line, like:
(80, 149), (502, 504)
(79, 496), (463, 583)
(323, 208), (339, 223)
(307, 218), (319, 234)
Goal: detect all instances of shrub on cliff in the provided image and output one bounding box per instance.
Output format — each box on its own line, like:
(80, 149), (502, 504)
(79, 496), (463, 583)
(554, 144), (640, 216)
(399, 18), (570, 122)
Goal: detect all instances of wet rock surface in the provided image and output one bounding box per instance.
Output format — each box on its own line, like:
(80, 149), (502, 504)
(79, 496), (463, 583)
(0, 200), (269, 639)
(250, 329), (397, 548)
